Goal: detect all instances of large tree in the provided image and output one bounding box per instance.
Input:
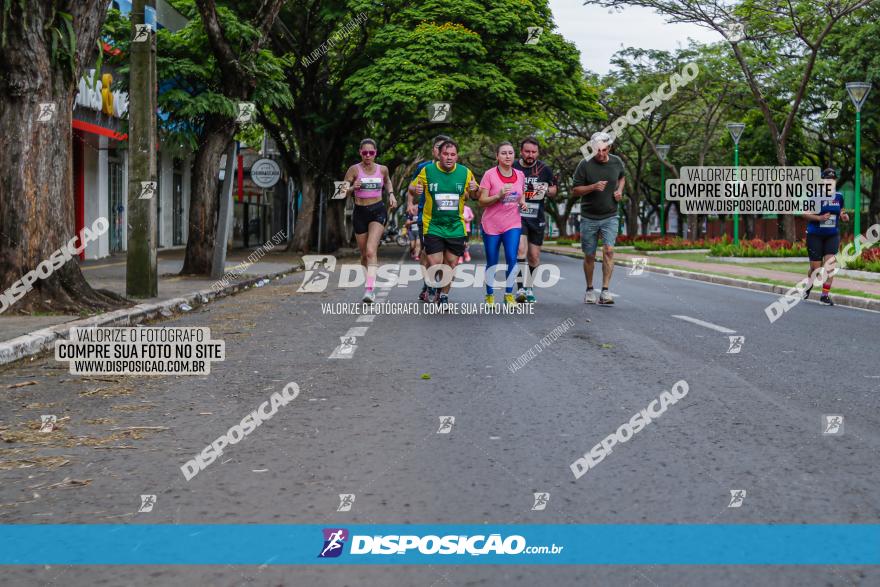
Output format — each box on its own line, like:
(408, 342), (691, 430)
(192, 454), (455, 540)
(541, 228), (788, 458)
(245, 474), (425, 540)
(0, 1), (127, 314)
(589, 0), (875, 240)
(266, 0), (600, 252)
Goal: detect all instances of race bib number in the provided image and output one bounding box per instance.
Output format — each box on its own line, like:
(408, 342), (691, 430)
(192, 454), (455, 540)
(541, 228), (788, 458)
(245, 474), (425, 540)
(436, 193), (460, 211)
(821, 216), (837, 228)
(501, 190), (520, 204)
(360, 177), (382, 191)
(521, 202), (540, 218)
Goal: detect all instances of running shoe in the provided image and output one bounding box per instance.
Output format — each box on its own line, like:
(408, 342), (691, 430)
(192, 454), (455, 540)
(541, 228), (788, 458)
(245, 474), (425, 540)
(463, 250), (471, 262)
(584, 289), (597, 304)
(438, 293), (449, 306)
(515, 287), (527, 303)
(418, 288), (428, 302)
(484, 294), (495, 305)
(504, 293), (516, 307)
(819, 294), (834, 306)
(598, 290), (615, 305)
(803, 284), (813, 299)
(525, 288), (536, 303)
(362, 289), (376, 304)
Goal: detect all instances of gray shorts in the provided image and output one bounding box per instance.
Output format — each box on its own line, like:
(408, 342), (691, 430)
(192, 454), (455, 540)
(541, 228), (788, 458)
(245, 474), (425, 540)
(580, 216), (619, 255)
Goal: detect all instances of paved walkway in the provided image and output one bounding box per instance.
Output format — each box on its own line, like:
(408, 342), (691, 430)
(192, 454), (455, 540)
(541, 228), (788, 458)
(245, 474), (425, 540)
(543, 244), (880, 296)
(0, 248), (305, 343)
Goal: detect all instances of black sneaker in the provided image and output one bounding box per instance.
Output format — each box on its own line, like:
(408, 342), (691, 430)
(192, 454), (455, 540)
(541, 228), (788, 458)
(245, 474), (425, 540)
(803, 284), (813, 299)
(438, 293), (449, 306)
(819, 294), (834, 306)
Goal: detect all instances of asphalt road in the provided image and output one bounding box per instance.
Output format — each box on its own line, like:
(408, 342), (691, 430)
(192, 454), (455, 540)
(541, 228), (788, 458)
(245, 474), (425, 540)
(1, 243), (878, 586)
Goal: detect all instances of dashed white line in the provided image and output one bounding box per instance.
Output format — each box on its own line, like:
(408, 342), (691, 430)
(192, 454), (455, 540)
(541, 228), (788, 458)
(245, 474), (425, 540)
(344, 326), (369, 338)
(356, 314), (376, 323)
(672, 315), (737, 334)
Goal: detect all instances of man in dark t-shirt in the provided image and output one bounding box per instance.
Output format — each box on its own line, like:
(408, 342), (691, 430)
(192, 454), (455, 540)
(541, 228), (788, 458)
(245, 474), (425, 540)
(513, 137), (557, 303)
(572, 132), (626, 305)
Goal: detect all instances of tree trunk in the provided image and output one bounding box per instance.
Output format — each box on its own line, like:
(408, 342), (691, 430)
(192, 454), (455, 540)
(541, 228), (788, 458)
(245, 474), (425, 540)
(869, 156), (880, 230)
(292, 173), (319, 251)
(0, 1), (127, 314)
(180, 117), (234, 275)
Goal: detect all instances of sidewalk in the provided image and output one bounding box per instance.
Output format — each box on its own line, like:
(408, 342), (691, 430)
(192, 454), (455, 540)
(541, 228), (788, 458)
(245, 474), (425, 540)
(0, 247), (337, 365)
(543, 244), (880, 310)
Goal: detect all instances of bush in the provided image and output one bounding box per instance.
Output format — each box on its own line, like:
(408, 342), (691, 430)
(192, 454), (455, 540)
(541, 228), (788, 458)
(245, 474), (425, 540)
(709, 238), (808, 257)
(845, 247), (880, 272)
(632, 236), (724, 251)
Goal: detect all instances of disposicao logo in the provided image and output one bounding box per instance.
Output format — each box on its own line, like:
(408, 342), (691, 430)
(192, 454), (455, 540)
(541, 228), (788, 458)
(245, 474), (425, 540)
(318, 528), (349, 558)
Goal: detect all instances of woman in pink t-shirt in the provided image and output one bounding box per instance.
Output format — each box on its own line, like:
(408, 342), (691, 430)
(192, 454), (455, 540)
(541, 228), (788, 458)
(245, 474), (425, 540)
(478, 142), (527, 305)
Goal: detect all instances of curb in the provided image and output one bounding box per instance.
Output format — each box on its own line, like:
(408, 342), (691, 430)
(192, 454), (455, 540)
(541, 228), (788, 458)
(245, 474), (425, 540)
(0, 265), (302, 367)
(544, 248), (880, 313)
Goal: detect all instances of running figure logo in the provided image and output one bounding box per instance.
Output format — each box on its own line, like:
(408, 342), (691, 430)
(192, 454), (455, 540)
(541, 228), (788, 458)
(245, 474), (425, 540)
(629, 257), (648, 276)
(37, 103), (56, 123)
(822, 414), (844, 435)
(39, 415), (57, 433)
(138, 181), (157, 200)
(428, 102), (451, 122)
(822, 101), (842, 121)
(298, 255), (336, 292)
(138, 494), (156, 513)
(437, 416), (455, 434)
(531, 492), (550, 511)
(727, 336), (745, 354)
(723, 21), (745, 42)
(332, 181), (350, 200)
(727, 489), (746, 508)
(525, 26), (543, 44)
(337, 494), (355, 512)
(132, 24), (151, 43)
(236, 102), (256, 124)
(318, 528), (349, 558)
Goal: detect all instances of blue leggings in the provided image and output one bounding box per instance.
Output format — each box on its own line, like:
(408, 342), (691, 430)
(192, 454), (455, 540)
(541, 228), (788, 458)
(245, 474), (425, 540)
(483, 228), (521, 294)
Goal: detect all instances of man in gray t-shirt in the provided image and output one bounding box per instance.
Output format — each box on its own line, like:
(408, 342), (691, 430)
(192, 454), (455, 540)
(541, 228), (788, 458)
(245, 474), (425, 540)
(571, 132), (626, 305)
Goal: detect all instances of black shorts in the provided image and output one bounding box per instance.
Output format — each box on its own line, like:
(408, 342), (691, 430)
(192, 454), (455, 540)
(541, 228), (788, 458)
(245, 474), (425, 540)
(353, 201), (387, 235)
(806, 233), (840, 261)
(423, 234), (466, 257)
(521, 217), (546, 246)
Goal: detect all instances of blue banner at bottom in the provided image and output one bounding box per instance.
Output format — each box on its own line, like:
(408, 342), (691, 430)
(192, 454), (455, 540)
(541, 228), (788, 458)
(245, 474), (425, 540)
(1, 525), (878, 565)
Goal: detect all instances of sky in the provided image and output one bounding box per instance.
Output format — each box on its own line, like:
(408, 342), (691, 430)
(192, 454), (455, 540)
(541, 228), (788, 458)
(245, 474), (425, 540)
(548, 0), (720, 75)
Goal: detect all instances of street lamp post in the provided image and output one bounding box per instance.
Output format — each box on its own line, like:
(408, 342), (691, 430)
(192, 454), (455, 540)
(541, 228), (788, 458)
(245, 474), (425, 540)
(726, 123), (746, 246)
(846, 82), (871, 252)
(657, 144), (671, 236)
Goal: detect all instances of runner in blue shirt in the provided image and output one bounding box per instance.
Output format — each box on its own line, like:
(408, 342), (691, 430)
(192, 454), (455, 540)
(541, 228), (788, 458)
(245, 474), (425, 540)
(803, 168), (850, 305)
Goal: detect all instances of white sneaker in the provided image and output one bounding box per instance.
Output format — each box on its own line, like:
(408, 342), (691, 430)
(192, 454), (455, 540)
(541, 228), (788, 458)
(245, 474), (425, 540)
(598, 290), (615, 305)
(362, 289), (376, 304)
(584, 289), (598, 304)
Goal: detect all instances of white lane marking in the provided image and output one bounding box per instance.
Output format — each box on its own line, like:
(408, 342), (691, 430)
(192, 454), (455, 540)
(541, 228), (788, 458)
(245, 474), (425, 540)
(672, 315), (737, 334)
(356, 314), (376, 323)
(489, 436), (501, 440)
(329, 343), (357, 359)
(344, 326), (369, 338)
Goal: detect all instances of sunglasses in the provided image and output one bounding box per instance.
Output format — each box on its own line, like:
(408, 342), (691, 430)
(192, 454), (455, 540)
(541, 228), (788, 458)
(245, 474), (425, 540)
(361, 150), (376, 156)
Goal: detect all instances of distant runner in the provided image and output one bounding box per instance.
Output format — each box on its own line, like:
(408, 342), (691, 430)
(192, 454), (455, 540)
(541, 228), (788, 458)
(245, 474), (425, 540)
(413, 139), (479, 306)
(572, 132), (625, 305)
(803, 168), (849, 306)
(342, 138), (396, 304)
(479, 142), (528, 306)
(405, 209), (420, 260)
(513, 137), (557, 303)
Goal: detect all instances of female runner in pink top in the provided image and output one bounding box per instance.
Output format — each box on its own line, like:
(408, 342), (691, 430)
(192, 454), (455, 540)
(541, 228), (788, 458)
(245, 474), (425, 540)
(478, 142), (527, 305)
(342, 138), (397, 303)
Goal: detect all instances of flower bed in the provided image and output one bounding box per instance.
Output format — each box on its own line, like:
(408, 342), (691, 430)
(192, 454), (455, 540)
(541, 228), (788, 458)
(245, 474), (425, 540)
(709, 238), (807, 257)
